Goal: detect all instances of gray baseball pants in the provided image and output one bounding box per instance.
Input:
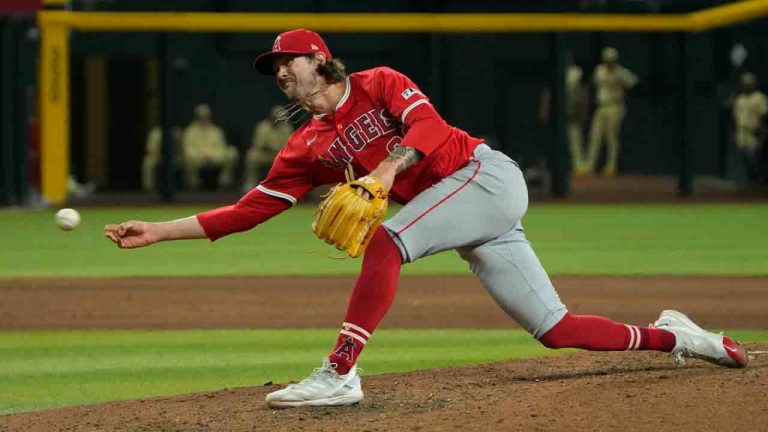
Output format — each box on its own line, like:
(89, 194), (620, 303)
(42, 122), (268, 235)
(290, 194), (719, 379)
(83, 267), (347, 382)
(383, 144), (567, 338)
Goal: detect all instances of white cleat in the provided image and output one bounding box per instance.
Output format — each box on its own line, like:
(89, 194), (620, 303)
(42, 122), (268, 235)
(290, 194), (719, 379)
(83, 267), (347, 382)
(652, 310), (748, 368)
(265, 358), (363, 408)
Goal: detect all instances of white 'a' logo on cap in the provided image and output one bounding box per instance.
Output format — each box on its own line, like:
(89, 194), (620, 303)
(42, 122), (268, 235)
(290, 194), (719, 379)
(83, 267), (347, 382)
(273, 36), (282, 51)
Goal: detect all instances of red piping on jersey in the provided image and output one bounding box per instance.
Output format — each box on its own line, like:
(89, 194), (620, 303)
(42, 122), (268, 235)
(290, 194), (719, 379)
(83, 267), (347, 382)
(396, 160), (481, 236)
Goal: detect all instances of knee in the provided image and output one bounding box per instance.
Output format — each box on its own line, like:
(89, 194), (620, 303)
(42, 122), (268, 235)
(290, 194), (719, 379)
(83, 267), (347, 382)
(538, 312), (577, 349)
(365, 227), (402, 264)
(539, 332), (567, 349)
(368, 226), (394, 249)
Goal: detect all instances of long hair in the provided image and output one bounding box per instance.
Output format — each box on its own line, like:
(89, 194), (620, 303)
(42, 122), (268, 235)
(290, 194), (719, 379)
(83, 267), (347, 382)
(316, 58), (347, 84)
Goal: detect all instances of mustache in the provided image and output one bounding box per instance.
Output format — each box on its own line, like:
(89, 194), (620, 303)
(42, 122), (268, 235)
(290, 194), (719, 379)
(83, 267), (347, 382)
(279, 78), (295, 90)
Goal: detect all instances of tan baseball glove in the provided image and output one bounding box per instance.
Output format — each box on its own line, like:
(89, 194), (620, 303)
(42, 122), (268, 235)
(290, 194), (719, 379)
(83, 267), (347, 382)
(312, 176), (389, 258)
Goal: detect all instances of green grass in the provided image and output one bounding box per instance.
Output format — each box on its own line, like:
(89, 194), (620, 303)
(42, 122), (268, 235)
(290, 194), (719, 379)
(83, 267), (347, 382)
(2, 329), (766, 415)
(1, 203), (767, 277)
(0, 329), (560, 415)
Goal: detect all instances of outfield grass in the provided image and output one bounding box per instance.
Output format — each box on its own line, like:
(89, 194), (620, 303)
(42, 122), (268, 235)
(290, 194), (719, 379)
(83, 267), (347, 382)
(0, 329), (560, 415)
(2, 329), (766, 415)
(1, 203), (767, 277)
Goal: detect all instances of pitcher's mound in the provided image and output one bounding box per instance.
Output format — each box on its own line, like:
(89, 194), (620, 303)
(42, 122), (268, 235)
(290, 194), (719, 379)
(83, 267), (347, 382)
(3, 344), (765, 432)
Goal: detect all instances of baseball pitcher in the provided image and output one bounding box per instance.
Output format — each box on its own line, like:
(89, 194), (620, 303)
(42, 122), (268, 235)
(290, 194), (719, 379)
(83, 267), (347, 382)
(105, 29), (747, 409)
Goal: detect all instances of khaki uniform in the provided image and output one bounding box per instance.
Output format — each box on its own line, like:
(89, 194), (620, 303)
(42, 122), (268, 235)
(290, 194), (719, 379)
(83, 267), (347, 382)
(733, 89), (768, 182)
(182, 122), (239, 189)
(733, 91), (768, 151)
(142, 127), (162, 191)
(586, 64), (637, 175)
(142, 127), (185, 191)
(244, 119), (293, 189)
(566, 67), (590, 174)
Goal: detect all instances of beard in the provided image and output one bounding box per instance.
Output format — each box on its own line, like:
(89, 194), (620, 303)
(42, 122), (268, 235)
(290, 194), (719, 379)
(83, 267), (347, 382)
(274, 74), (327, 125)
(280, 82), (297, 101)
(283, 74), (320, 103)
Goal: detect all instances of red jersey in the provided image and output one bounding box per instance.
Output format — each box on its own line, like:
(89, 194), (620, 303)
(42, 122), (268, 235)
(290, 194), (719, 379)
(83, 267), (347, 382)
(198, 67), (483, 241)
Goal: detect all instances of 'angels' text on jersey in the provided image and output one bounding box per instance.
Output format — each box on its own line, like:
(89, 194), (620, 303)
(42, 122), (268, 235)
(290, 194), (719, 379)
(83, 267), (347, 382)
(320, 108), (403, 169)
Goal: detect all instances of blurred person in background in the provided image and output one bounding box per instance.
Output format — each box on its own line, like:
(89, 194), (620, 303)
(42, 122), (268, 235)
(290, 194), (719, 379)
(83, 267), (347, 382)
(586, 47), (637, 177)
(566, 64), (590, 176)
(732, 72), (768, 184)
(142, 126), (183, 192)
(182, 104), (239, 190)
(242, 105), (293, 192)
(67, 175), (95, 199)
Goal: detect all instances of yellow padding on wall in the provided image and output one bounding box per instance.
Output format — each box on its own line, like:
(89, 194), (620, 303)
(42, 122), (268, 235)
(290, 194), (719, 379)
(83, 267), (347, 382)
(39, 12), (693, 32)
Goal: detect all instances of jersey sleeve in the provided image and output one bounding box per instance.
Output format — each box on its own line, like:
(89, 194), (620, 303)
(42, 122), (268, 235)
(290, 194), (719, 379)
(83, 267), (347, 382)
(196, 188), (293, 241)
(256, 145), (316, 204)
(196, 143), (315, 241)
(373, 67), (451, 156)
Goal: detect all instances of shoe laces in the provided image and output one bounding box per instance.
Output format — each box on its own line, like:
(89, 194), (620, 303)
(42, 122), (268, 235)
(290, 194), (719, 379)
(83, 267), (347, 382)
(673, 350), (687, 366)
(305, 365), (338, 382)
(281, 363), (337, 392)
(656, 321), (690, 365)
(292, 360), (359, 389)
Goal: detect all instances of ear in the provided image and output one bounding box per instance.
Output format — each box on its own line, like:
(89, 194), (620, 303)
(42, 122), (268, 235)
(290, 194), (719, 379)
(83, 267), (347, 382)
(315, 52), (328, 66)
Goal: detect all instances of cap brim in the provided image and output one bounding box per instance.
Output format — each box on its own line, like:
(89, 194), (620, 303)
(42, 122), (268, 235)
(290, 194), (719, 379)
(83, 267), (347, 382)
(252, 50), (310, 75)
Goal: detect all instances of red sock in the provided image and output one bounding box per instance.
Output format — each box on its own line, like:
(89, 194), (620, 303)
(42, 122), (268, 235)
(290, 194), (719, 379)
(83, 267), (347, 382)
(539, 312), (676, 352)
(328, 227), (402, 375)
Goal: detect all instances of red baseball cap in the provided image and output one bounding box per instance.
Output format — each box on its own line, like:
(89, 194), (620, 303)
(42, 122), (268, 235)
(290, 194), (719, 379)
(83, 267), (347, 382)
(253, 29), (333, 75)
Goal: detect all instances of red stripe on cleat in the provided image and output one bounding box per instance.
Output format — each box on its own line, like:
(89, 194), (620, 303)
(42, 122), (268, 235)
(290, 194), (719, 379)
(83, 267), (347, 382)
(723, 337), (748, 368)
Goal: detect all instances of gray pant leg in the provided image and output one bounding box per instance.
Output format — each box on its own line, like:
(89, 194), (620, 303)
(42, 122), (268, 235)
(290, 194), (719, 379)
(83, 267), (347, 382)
(384, 144), (526, 262)
(458, 228), (568, 338)
(384, 143), (567, 338)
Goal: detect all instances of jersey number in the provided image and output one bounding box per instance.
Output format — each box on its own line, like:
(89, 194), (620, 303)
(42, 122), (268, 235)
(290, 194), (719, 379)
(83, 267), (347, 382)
(386, 136), (402, 154)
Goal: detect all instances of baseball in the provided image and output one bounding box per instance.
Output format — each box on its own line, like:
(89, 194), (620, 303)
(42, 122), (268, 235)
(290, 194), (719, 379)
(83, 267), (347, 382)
(55, 208), (81, 231)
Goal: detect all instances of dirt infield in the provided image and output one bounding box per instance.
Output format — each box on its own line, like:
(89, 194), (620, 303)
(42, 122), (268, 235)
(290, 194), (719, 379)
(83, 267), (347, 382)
(1, 276), (766, 431)
(2, 276), (767, 330)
